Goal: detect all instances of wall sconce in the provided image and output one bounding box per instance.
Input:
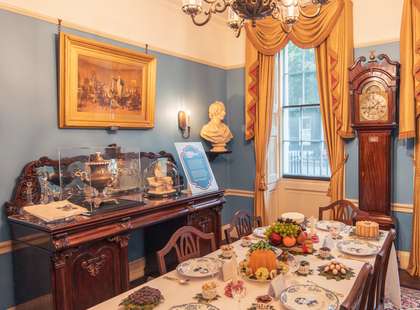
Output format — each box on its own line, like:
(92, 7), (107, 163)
(178, 110), (191, 139)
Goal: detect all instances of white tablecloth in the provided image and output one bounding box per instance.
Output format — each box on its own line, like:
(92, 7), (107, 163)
(91, 228), (401, 309)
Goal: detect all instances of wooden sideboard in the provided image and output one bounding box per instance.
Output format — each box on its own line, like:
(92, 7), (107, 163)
(5, 154), (225, 310)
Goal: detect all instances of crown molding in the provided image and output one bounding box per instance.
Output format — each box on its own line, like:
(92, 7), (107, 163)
(0, 3), (242, 70)
(354, 38), (400, 49)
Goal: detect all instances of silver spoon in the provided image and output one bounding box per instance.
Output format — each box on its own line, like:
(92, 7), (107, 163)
(163, 275), (190, 285)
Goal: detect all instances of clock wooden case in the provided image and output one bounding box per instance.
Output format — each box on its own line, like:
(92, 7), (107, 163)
(349, 53), (400, 230)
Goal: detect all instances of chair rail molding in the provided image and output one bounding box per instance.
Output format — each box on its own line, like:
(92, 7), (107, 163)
(225, 188), (254, 198)
(346, 198), (413, 214)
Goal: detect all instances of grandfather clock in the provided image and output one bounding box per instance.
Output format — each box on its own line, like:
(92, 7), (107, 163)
(349, 53), (400, 230)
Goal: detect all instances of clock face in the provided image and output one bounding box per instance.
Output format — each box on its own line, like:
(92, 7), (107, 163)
(359, 83), (388, 122)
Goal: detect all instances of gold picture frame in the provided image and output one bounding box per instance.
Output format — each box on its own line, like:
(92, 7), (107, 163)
(59, 32), (156, 128)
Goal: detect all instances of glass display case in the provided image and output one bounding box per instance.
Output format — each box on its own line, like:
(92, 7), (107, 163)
(143, 157), (182, 199)
(58, 145), (143, 214)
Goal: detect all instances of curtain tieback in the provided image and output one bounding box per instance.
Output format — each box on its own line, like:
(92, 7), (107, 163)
(327, 153), (349, 197)
(258, 174), (267, 191)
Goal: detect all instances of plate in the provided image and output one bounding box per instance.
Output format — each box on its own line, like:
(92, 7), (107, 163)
(253, 226), (268, 238)
(170, 303), (220, 310)
(281, 212), (305, 224)
(280, 284), (339, 310)
(336, 240), (380, 256)
(176, 257), (221, 278)
(316, 220), (345, 232)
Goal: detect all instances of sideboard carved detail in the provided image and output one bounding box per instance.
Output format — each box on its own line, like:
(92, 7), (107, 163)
(81, 254), (107, 277)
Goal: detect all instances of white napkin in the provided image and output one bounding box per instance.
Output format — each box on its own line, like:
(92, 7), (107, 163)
(222, 257), (238, 282)
(322, 235), (334, 249)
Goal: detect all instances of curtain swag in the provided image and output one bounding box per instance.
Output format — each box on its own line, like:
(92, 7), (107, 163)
(245, 0), (354, 223)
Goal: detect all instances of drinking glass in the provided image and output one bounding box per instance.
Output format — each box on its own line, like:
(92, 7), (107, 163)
(231, 280), (246, 310)
(328, 222), (343, 240)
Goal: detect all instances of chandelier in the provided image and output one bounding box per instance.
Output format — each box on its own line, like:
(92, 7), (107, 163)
(182, 0), (329, 37)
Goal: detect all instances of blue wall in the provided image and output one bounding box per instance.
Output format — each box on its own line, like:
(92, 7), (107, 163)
(0, 9), (241, 308)
(0, 8), (413, 309)
(221, 68), (256, 222)
(345, 42), (414, 252)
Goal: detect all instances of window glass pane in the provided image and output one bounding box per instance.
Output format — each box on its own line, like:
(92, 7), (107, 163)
(321, 144), (331, 177)
(301, 142), (322, 177)
(268, 136), (278, 183)
(304, 72), (319, 105)
(287, 73), (303, 105)
(304, 49), (316, 72)
(280, 43), (330, 179)
(283, 107), (300, 141)
(287, 43), (303, 73)
(302, 106), (322, 141)
(271, 114), (278, 137)
(282, 141), (301, 176)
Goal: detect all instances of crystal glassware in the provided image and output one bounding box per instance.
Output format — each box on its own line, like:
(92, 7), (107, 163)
(231, 280), (246, 310)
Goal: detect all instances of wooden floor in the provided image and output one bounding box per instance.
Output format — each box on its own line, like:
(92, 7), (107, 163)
(399, 269), (420, 290)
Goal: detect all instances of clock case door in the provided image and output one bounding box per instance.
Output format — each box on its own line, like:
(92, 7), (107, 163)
(349, 54), (400, 229)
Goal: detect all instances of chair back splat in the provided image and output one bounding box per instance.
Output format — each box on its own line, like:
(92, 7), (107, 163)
(156, 226), (216, 275)
(340, 263), (373, 310)
(224, 211), (262, 244)
(367, 229), (396, 310)
(319, 199), (364, 225)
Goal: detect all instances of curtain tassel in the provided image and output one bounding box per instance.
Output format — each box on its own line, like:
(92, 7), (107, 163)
(327, 153), (349, 197)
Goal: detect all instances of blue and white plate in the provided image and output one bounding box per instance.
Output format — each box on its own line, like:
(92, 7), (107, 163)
(176, 257), (221, 278)
(316, 220), (345, 232)
(337, 240), (380, 256)
(280, 284), (339, 310)
(253, 226), (268, 238)
(170, 303), (220, 310)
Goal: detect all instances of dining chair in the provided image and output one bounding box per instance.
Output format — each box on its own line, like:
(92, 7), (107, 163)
(318, 200), (365, 225)
(156, 225), (216, 275)
(340, 263), (373, 310)
(367, 229), (397, 310)
(224, 210), (262, 244)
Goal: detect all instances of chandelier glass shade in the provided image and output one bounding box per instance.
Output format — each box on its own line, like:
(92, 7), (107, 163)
(181, 0), (329, 37)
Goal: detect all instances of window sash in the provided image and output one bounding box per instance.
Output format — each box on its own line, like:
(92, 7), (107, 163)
(280, 43), (330, 180)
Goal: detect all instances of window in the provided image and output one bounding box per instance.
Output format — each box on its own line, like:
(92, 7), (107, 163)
(269, 42), (330, 181)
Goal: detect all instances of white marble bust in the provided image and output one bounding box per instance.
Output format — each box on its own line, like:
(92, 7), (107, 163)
(200, 101), (233, 152)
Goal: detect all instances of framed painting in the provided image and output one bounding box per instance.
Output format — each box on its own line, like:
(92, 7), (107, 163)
(59, 33), (156, 128)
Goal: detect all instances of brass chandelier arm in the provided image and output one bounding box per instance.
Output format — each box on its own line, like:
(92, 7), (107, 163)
(190, 0), (230, 27)
(183, 0), (328, 36)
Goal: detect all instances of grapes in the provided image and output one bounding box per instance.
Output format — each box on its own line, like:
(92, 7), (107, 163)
(266, 219), (301, 238)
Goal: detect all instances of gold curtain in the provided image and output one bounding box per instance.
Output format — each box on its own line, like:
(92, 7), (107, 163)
(399, 0), (420, 139)
(254, 54), (275, 223)
(411, 123), (420, 277)
(245, 0), (354, 221)
(400, 0), (420, 277)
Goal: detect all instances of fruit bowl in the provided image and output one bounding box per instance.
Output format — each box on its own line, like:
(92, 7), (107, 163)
(265, 219), (305, 248)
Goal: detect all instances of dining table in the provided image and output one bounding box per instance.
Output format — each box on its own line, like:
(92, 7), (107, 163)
(90, 223), (401, 310)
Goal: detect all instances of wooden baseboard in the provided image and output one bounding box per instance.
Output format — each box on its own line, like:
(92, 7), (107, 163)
(398, 250), (411, 270)
(8, 294), (53, 310)
(129, 257), (146, 282)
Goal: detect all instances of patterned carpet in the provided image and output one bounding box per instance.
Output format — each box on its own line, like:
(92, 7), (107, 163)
(384, 287), (420, 310)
